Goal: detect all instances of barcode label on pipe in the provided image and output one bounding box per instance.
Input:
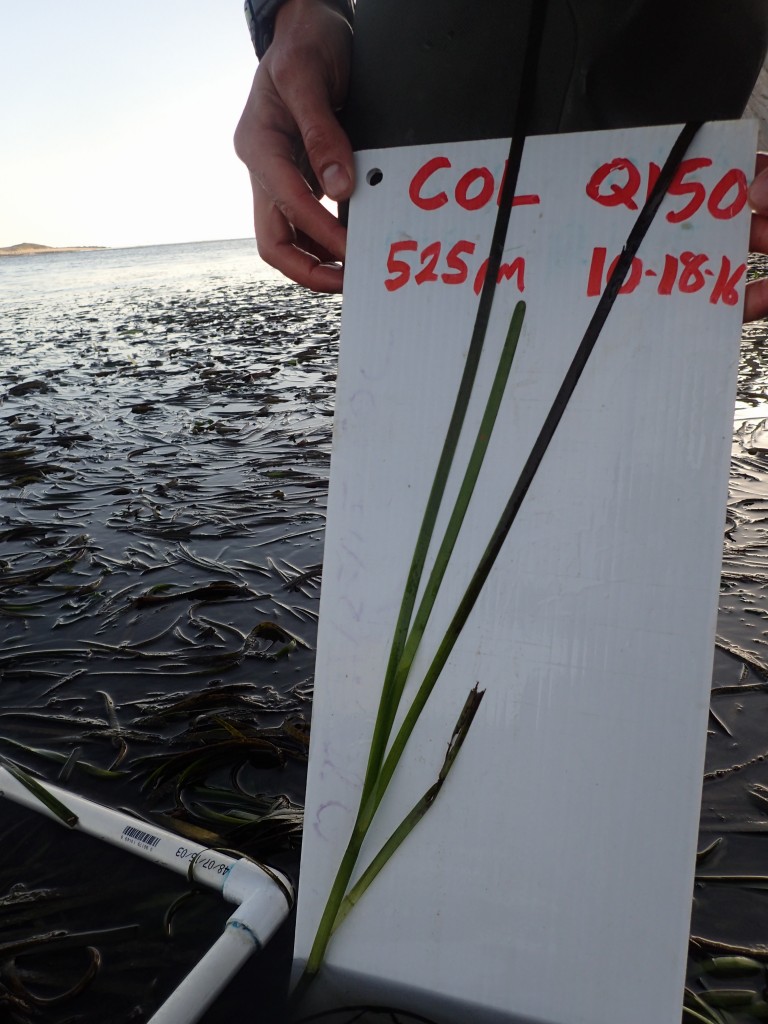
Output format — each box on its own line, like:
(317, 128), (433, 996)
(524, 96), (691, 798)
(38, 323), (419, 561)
(121, 825), (161, 848)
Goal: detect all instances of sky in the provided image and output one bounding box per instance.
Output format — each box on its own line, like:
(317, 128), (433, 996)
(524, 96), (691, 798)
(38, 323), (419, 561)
(0, 2), (260, 248)
(3, 6), (767, 252)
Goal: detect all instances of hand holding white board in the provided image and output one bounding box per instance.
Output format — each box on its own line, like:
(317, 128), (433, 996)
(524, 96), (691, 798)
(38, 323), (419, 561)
(294, 121), (755, 1024)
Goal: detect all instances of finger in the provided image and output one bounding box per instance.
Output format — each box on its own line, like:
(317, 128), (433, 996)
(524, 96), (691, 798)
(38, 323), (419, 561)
(750, 210), (768, 254)
(251, 128), (348, 261)
(267, 25), (355, 202)
(293, 230), (339, 265)
(253, 180), (343, 293)
(240, 81), (348, 262)
(743, 277), (768, 323)
(270, 157), (348, 259)
(275, 70), (355, 201)
(748, 154), (768, 214)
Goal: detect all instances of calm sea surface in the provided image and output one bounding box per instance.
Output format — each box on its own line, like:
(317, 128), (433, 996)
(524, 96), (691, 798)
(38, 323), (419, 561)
(4, 240), (768, 1022)
(0, 238), (284, 301)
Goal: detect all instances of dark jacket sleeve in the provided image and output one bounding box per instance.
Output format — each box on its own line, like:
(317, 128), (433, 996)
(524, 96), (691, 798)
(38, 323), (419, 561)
(343, 0), (768, 150)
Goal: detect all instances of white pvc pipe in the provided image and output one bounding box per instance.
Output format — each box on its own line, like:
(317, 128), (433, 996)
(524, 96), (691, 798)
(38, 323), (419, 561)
(146, 890), (282, 1024)
(0, 767), (294, 1022)
(148, 924), (256, 1024)
(0, 767), (240, 894)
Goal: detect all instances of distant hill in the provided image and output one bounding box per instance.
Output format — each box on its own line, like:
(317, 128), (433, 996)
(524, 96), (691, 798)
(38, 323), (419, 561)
(0, 242), (107, 257)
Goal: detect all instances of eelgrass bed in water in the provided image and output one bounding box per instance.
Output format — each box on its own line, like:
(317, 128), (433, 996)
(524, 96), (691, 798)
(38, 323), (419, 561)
(0, 269), (336, 1022)
(3, 247), (768, 1022)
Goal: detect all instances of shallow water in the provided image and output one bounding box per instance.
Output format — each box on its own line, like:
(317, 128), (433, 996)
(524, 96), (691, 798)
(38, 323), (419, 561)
(3, 242), (768, 1022)
(0, 241), (339, 1022)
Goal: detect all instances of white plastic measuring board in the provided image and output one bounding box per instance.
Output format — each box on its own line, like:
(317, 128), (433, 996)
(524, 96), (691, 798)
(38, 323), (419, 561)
(293, 122), (756, 1024)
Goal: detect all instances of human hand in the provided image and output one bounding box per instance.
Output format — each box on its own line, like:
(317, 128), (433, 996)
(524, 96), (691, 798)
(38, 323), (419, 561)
(746, 153), (768, 322)
(234, 0), (354, 293)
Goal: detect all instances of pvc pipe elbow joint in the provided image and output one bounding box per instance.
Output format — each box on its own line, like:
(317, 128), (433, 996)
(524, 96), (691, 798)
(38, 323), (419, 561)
(223, 858), (294, 948)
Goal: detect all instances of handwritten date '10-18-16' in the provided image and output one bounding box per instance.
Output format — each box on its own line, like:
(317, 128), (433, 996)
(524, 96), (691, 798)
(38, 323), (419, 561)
(587, 247), (745, 305)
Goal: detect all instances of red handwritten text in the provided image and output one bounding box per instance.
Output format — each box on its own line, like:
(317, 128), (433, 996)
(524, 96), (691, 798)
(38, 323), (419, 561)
(385, 239), (525, 295)
(586, 246), (745, 305)
(586, 158), (748, 223)
(408, 157), (540, 213)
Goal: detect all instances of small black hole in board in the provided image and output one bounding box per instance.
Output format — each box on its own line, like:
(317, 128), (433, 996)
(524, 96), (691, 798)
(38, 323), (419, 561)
(367, 168), (383, 186)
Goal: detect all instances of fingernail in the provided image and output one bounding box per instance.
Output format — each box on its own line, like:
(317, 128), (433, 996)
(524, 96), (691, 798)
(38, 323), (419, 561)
(322, 163), (351, 200)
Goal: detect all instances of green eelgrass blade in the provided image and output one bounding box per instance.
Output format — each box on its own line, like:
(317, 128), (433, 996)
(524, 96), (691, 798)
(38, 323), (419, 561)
(358, 313), (505, 801)
(683, 989), (730, 1024)
(360, 301), (526, 805)
(297, 308), (524, 991)
(0, 758), (79, 827)
(358, 110), (533, 801)
(682, 1010), (726, 1024)
(292, 688), (485, 1003)
(331, 685), (484, 936)
(0, 736), (128, 780)
(365, 390), (586, 825)
(381, 302), (525, 733)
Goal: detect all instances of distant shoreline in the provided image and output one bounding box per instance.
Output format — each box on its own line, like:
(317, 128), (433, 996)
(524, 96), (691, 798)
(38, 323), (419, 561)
(0, 242), (107, 258)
